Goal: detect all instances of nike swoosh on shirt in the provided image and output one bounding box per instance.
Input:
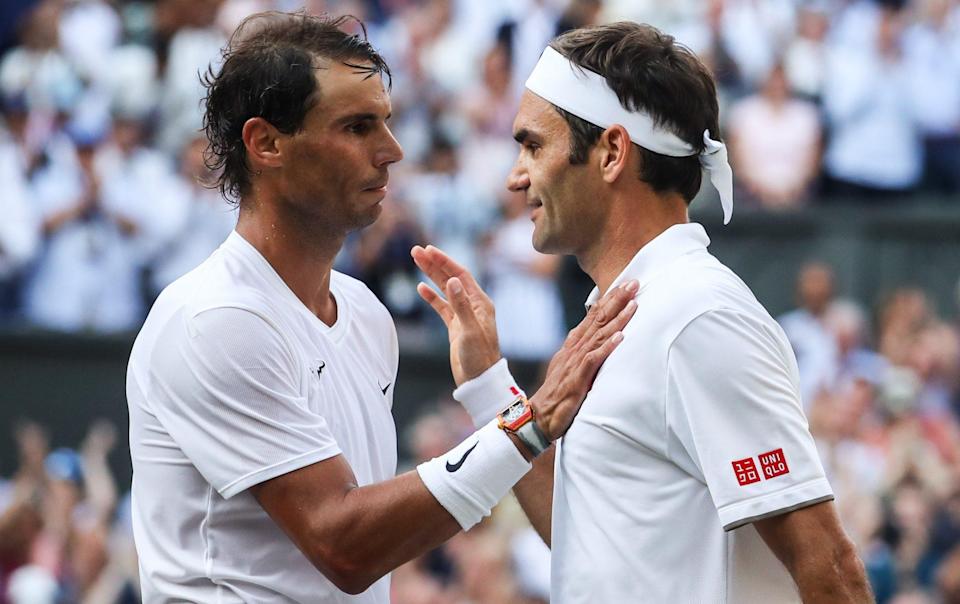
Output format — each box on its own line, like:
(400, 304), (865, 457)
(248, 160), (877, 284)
(445, 442), (479, 472)
(379, 381), (391, 395)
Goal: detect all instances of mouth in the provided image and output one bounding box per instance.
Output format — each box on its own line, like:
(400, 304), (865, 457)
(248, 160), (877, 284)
(362, 176), (389, 194)
(527, 198), (543, 209)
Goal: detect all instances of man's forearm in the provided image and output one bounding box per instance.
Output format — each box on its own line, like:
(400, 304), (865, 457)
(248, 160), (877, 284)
(791, 539), (874, 604)
(325, 471), (462, 592)
(512, 445), (555, 546)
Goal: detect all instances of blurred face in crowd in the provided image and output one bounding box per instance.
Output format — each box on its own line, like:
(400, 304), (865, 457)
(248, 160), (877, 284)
(762, 65), (789, 105)
(264, 60), (403, 234)
(507, 91), (603, 255)
(797, 263), (834, 315)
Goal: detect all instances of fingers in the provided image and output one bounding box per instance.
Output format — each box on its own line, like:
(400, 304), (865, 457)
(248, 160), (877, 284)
(566, 280), (639, 349)
(413, 245), (490, 303)
(585, 298), (636, 351)
(445, 277), (481, 331)
(417, 282), (454, 326)
(581, 330), (625, 375)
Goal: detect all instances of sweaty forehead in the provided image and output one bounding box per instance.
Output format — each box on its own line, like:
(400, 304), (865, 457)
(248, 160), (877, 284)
(313, 61), (391, 116)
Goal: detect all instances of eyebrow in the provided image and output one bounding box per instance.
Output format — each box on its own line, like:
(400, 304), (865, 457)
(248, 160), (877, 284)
(335, 112), (392, 125)
(513, 128), (531, 144)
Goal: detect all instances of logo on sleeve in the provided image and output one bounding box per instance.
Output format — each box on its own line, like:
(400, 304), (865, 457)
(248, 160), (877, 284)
(732, 448), (791, 486)
(759, 448), (790, 479)
(732, 457), (760, 486)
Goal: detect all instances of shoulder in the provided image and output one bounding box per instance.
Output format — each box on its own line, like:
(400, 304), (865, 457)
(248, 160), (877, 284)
(642, 251), (763, 330)
(668, 306), (794, 379)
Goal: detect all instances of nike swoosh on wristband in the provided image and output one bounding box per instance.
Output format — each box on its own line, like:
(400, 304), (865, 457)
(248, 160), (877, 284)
(445, 442), (479, 472)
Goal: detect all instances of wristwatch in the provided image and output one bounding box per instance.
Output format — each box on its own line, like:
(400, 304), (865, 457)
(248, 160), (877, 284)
(498, 395), (550, 458)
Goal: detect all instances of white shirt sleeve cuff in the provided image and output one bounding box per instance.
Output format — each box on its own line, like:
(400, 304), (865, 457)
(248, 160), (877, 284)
(219, 446), (341, 499)
(719, 477), (835, 531)
(452, 358), (524, 428)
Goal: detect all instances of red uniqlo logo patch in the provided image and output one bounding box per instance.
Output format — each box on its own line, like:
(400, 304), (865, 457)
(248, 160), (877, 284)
(759, 448), (790, 480)
(732, 457), (760, 486)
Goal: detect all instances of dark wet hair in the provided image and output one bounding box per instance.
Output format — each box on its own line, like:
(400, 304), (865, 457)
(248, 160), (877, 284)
(202, 11), (391, 203)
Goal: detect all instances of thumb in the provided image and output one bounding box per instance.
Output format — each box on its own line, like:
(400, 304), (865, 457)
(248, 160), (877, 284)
(446, 277), (480, 330)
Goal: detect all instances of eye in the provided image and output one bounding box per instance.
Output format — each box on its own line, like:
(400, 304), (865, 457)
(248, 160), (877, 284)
(347, 122), (371, 135)
(524, 141), (541, 155)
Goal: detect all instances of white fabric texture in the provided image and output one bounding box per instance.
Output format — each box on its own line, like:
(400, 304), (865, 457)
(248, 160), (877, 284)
(416, 419), (531, 531)
(128, 231), (399, 603)
(551, 223), (832, 603)
(453, 358), (525, 428)
(524, 46), (735, 224)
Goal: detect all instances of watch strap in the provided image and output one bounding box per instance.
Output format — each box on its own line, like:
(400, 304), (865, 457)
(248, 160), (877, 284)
(515, 419), (550, 458)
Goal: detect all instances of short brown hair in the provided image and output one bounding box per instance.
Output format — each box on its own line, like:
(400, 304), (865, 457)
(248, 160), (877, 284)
(202, 12), (391, 203)
(549, 22), (720, 202)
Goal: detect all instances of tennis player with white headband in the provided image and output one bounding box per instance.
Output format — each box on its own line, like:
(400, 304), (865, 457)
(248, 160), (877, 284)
(412, 22), (872, 603)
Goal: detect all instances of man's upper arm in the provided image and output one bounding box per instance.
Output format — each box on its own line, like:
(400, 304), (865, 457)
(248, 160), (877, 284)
(665, 308), (834, 531)
(754, 501), (874, 603)
(148, 305), (341, 497)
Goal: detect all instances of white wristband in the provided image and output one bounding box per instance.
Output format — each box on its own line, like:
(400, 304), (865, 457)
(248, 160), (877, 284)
(453, 359), (525, 428)
(416, 419), (532, 531)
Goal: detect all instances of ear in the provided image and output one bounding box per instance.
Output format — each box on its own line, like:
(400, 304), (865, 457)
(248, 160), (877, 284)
(597, 124), (632, 184)
(242, 117), (284, 172)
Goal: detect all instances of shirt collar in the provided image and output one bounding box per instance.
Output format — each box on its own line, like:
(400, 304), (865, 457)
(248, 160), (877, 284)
(584, 222), (711, 309)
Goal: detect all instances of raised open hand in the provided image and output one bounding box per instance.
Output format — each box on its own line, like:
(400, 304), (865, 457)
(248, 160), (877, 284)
(411, 245), (499, 386)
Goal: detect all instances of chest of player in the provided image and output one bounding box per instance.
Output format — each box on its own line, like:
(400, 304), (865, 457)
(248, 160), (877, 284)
(292, 325), (397, 485)
(563, 315), (672, 464)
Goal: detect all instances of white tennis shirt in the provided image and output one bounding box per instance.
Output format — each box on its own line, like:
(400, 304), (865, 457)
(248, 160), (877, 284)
(127, 231), (398, 603)
(551, 223), (833, 603)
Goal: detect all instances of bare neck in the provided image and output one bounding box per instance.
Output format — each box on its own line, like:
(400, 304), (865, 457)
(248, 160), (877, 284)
(578, 189), (689, 296)
(235, 196), (345, 325)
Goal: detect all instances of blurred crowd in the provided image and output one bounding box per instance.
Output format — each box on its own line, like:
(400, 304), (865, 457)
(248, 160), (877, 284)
(3, 262), (960, 603)
(0, 0), (958, 338)
(1, 0), (960, 602)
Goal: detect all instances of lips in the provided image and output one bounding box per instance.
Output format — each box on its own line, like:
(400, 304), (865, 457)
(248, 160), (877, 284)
(527, 198), (543, 209)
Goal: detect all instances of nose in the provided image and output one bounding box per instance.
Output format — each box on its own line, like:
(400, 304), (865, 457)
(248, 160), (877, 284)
(375, 125), (404, 168)
(505, 160), (530, 192)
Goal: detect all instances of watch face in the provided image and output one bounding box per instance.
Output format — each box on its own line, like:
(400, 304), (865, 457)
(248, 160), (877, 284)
(503, 399), (527, 423)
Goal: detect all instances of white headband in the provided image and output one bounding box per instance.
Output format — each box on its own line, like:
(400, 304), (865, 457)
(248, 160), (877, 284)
(525, 46), (734, 225)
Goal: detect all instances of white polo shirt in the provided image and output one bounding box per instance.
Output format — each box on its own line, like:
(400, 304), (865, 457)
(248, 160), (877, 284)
(127, 231), (398, 603)
(551, 223), (833, 604)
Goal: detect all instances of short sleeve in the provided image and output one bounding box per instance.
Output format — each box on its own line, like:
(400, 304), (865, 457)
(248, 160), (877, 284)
(665, 309), (833, 531)
(148, 306), (342, 498)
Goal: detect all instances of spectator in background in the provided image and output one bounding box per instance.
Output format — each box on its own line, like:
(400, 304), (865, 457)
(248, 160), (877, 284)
(149, 133), (237, 296)
(457, 41), (520, 211)
(903, 0), (960, 194)
(0, 420), (124, 604)
(778, 262), (839, 408)
(482, 189), (564, 367)
(348, 196), (427, 321)
(783, 2), (831, 103)
(0, 104), (39, 321)
(727, 62), (821, 208)
(24, 109), (178, 332)
(822, 2), (923, 199)
(0, 0), (81, 119)
(155, 0), (227, 155)
(404, 134), (496, 278)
